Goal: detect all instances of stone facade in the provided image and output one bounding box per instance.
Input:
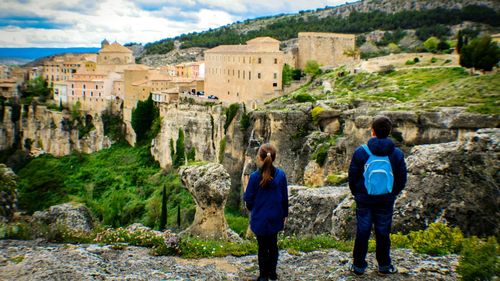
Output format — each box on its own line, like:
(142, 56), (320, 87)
(205, 37), (284, 108)
(297, 32), (356, 69)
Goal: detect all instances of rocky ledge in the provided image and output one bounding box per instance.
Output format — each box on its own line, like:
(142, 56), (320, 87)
(0, 240), (458, 281)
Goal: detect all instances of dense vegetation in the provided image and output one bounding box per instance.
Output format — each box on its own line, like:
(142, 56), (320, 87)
(143, 5), (499, 55)
(16, 144), (195, 229)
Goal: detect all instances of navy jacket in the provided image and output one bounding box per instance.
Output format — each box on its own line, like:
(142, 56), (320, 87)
(348, 137), (407, 206)
(244, 167), (289, 236)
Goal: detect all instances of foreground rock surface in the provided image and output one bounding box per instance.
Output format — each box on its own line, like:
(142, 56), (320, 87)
(0, 240), (459, 281)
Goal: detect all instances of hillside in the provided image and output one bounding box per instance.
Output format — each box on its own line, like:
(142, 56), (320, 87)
(267, 56), (499, 114)
(138, 0), (500, 61)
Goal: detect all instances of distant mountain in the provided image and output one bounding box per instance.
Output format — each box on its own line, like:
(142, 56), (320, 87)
(0, 48), (100, 64)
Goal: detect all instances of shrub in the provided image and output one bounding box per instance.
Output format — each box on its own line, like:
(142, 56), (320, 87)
(431, 57), (438, 63)
(186, 147), (196, 162)
(225, 212), (249, 237)
(311, 144), (329, 167)
(460, 35), (500, 71)
(278, 235), (353, 253)
(0, 221), (32, 240)
(101, 109), (125, 142)
(95, 226), (180, 256)
(218, 137), (226, 164)
(294, 93), (315, 103)
(173, 128), (185, 168)
(131, 94), (159, 142)
(304, 60), (322, 76)
(311, 106), (325, 125)
(414, 57), (420, 63)
(457, 236), (499, 281)
(224, 103), (240, 134)
(239, 104), (251, 132)
(407, 222), (464, 256)
(423, 37), (440, 53)
(405, 60), (416, 65)
(325, 172), (348, 185)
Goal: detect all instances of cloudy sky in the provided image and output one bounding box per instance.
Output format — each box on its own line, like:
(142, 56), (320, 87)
(0, 0), (356, 48)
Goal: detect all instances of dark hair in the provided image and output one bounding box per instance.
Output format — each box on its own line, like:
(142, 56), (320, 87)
(257, 143), (276, 187)
(372, 116), (392, 138)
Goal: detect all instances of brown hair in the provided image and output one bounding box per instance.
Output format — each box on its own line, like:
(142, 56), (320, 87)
(257, 143), (276, 187)
(372, 116), (392, 138)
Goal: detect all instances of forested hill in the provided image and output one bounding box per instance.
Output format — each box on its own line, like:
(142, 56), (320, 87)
(141, 0), (500, 56)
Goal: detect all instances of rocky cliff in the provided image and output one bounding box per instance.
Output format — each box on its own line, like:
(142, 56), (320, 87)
(0, 104), (112, 157)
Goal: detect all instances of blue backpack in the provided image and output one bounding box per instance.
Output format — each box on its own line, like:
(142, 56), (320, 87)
(361, 144), (394, 195)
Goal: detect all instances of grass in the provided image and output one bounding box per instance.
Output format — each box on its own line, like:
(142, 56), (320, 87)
(281, 67), (499, 114)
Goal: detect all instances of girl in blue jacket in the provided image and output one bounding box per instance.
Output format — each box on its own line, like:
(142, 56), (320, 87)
(244, 143), (289, 281)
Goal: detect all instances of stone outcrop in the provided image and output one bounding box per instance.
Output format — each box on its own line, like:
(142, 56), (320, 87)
(285, 185), (349, 236)
(32, 203), (94, 235)
(0, 164), (17, 223)
(393, 128), (500, 237)
(0, 239), (460, 281)
(179, 163), (238, 240)
(139, 47), (207, 67)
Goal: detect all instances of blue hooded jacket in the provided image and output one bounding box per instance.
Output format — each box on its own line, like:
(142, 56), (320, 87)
(244, 167), (289, 236)
(348, 137), (407, 206)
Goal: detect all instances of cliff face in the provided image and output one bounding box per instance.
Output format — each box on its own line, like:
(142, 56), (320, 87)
(0, 105), (112, 157)
(150, 103), (225, 168)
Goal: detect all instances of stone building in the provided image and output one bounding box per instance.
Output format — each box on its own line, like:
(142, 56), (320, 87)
(205, 37), (284, 108)
(297, 32), (356, 69)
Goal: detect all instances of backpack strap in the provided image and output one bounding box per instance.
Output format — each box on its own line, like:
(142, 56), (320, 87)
(361, 144), (373, 156)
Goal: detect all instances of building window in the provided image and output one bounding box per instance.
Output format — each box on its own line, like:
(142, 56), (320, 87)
(71, 84), (74, 88)
(83, 84), (86, 89)
(72, 90), (74, 96)
(274, 73), (277, 79)
(249, 71), (251, 80)
(228, 91), (230, 95)
(274, 58), (278, 64)
(273, 82), (278, 87)
(258, 58), (262, 64)
(99, 93), (101, 97)
(238, 70), (240, 79)
(96, 85), (98, 89)
(258, 73), (261, 79)
(90, 91), (93, 97)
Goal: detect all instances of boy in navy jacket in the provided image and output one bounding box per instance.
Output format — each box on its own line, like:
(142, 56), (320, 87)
(348, 116), (407, 275)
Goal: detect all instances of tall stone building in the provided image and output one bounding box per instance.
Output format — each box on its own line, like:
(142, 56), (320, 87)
(205, 37), (284, 108)
(297, 32), (356, 69)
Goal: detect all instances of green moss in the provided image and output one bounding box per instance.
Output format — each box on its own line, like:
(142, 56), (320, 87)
(325, 172), (348, 185)
(9, 255), (24, 263)
(311, 106), (325, 125)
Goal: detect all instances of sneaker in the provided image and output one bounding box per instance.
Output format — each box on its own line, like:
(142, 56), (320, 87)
(349, 264), (365, 275)
(378, 264), (398, 275)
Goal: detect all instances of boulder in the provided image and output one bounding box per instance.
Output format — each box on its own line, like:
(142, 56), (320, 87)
(285, 185), (349, 236)
(179, 163), (239, 240)
(393, 128), (500, 237)
(32, 203), (94, 234)
(0, 164), (18, 223)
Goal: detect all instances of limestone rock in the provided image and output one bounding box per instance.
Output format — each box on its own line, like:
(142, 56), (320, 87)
(303, 161), (324, 187)
(0, 164), (18, 223)
(179, 163), (238, 240)
(331, 195), (357, 240)
(32, 203), (94, 234)
(285, 185), (349, 236)
(393, 128), (500, 237)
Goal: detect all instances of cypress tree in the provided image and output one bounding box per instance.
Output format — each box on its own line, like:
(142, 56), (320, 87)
(177, 205), (181, 228)
(457, 30), (464, 54)
(174, 128), (185, 168)
(160, 185), (167, 231)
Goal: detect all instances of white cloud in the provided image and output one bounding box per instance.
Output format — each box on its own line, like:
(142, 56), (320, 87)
(0, 0), (355, 47)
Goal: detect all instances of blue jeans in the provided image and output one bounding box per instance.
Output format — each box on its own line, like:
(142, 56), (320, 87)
(353, 202), (394, 270)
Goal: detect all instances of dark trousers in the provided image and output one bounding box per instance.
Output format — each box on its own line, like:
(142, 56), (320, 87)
(353, 203), (394, 269)
(256, 233), (279, 279)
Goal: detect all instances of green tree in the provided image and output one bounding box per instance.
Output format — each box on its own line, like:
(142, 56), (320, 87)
(460, 35), (500, 71)
(187, 147), (196, 162)
(21, 77), (51, 102)
(423, 37), (440, 53)
(456, 30), (464, 54)
(159, 185), (168, 230)
(282, 64), (293, 86)
(173, 128), (185, 168)
(304, 60), (321, 76)
(131, 94), (159, 142)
